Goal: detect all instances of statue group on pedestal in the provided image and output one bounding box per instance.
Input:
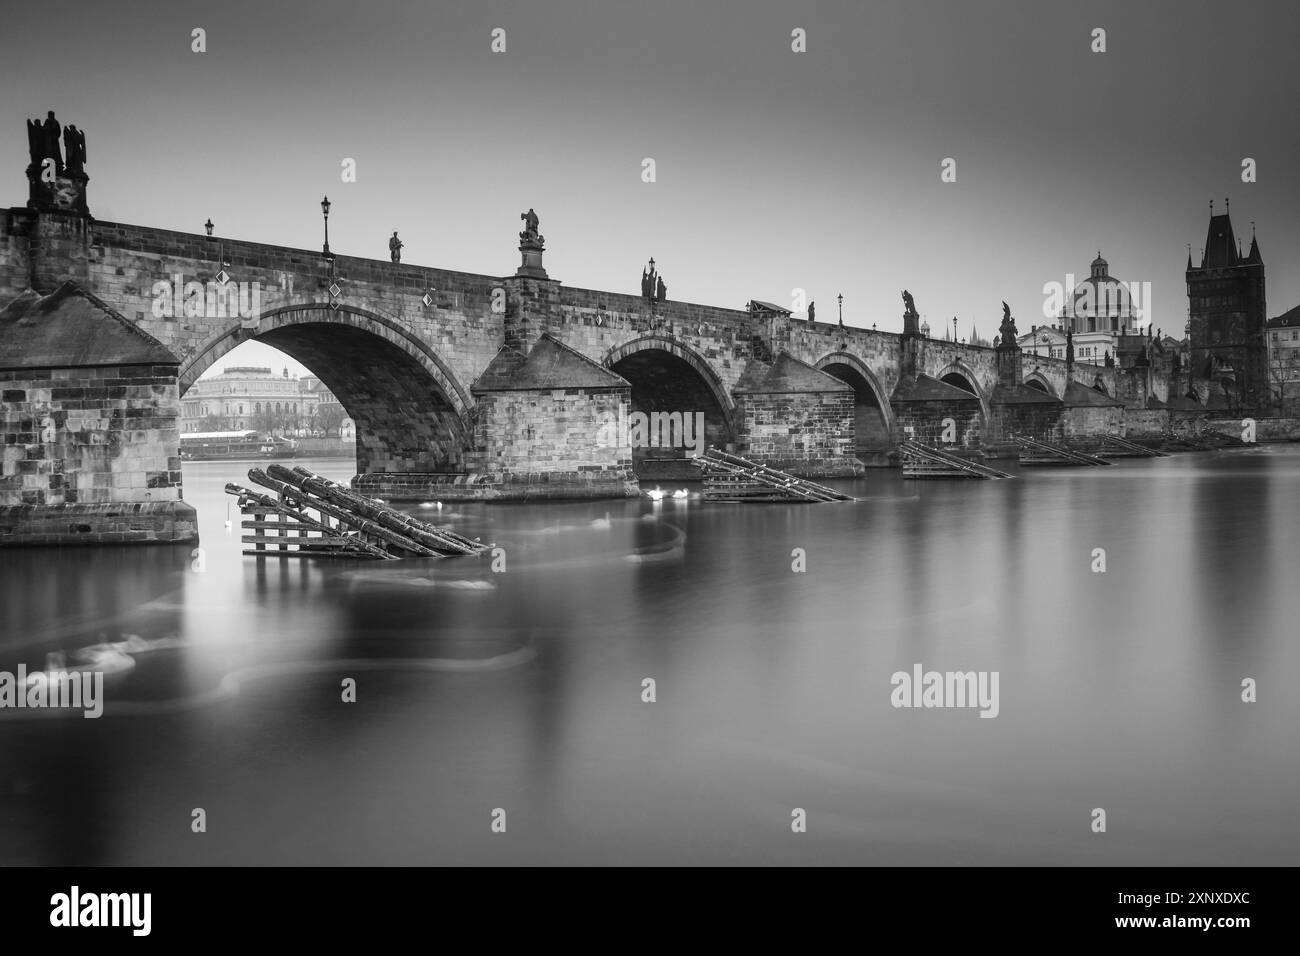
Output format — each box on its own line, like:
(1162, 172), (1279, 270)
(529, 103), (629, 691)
(640, 258), (666, 301)
(26, 112), (86, 176)
(519, 207), (543, 247)
(998, 300), (1018, 345)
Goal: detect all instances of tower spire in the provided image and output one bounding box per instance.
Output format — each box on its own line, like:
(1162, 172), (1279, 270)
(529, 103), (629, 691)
(1245, 220), (1263, 265)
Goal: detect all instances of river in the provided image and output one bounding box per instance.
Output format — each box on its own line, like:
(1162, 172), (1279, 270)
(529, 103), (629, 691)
(2, 448), (1297, 865)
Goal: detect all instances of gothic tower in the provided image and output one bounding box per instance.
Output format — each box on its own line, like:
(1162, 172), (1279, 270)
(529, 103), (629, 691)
(1185, 200), (1266, 407)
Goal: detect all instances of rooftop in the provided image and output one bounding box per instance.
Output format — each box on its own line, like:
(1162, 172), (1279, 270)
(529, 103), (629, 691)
(0, 281), (177, 370)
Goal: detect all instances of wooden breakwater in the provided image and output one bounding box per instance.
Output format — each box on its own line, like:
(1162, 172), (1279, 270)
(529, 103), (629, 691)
(898, 440), (1014, 479)
(225, 465), (490, 559)
(692, 448), (854, 502)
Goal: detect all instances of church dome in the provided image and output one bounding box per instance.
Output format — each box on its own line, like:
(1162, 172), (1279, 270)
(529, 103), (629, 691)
(1072, 253), (1132, 318)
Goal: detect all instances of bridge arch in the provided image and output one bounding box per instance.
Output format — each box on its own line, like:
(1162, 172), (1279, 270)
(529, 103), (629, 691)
(181, 303), (472, 474)
(934, 361), (992, 422)
(1023, 371), (1056, 397)
(814, 352), (894, 462)
(604, 335), (737, 470)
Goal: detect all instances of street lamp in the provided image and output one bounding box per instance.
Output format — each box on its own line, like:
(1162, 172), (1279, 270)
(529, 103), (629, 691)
(320, 196), (332, 258)
(837, 293), (843, 327)
(204, 218), (214, 237)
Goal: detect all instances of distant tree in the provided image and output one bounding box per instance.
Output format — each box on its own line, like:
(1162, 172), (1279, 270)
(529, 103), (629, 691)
(317, 404), (346, 438)
(1267, 359), (1295, 415)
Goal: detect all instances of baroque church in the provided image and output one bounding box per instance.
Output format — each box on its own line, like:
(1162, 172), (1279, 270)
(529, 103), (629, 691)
(1019, 253), (1144, 366)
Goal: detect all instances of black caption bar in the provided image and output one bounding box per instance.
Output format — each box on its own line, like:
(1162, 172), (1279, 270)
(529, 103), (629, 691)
(0, 866), (1277, 943)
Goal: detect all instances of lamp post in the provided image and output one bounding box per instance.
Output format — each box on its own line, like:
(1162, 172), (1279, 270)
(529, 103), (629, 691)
(953, 316), (958, 342)
(320, 196), (332, 258)
(837, 293), (843, 327)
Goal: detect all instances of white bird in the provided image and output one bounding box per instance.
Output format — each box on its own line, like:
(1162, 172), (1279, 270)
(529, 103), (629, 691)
(671, 489), (688, 499)
(646, 486), (665, 501)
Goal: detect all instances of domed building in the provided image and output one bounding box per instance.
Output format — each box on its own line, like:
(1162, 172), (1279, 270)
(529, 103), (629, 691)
(180, 366), (338, 436)
(1057, 254), (1143, 364)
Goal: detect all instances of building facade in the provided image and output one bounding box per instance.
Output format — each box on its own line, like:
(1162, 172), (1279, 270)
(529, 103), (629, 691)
(1266, 304), (1300, 412)
(181, 366), (341, 435)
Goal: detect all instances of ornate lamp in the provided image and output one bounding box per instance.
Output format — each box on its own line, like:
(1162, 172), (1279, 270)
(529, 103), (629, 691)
(320, 196), (332, 257)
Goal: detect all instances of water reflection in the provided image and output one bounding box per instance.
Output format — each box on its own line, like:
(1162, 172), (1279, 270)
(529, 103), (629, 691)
(2, 450), (1298, 865)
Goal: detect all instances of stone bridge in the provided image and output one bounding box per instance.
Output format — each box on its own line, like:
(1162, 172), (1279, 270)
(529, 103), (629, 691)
(0, 147), (1169, 542)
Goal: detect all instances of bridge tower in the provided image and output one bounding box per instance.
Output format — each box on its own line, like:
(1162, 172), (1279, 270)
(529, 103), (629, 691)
(1185, 200), (1267, 409)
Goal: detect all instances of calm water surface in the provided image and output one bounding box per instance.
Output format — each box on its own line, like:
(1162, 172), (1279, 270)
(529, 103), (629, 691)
(2, 449), (1298, 865)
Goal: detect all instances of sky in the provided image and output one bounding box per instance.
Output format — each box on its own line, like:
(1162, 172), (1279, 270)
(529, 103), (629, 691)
(4, 0), (1298, 377)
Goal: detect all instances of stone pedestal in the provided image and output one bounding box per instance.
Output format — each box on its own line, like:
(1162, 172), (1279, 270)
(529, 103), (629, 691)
(27, 165), (89, 215)
(516, 239), (547, 279)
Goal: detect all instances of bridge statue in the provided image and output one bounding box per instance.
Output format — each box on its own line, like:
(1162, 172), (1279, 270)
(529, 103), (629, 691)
(519, 208), (542, 246)
(902, 290), (917, 317)
(389, 231), (403, 263)
(26, 112), (64, 172)
(63, 125), (87, 175)
(998, 300), (1018, 345)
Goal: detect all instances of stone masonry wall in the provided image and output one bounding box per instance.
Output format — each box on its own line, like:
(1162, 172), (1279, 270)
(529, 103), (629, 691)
(1, 363), (183, 506)
(988, 403), (1064, 443)
(890, 398), (984, 450)
(1061, 405), (1123, 438)
(468, 386), (633, 475)
(737, 390), (857, 476)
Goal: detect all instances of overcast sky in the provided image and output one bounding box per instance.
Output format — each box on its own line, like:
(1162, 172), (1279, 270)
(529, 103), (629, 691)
(4, 0), (1298, 377)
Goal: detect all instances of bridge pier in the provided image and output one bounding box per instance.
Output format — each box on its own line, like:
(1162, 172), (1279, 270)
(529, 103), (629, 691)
(733, 352), (862, 478)
(0, 283), (197, 546)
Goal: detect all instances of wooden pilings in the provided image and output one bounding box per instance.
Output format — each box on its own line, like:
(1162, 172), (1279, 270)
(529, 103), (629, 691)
(693, 448), (854, 502)
(898, 440), (1014, 479)
(224, 466), (491, 559)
